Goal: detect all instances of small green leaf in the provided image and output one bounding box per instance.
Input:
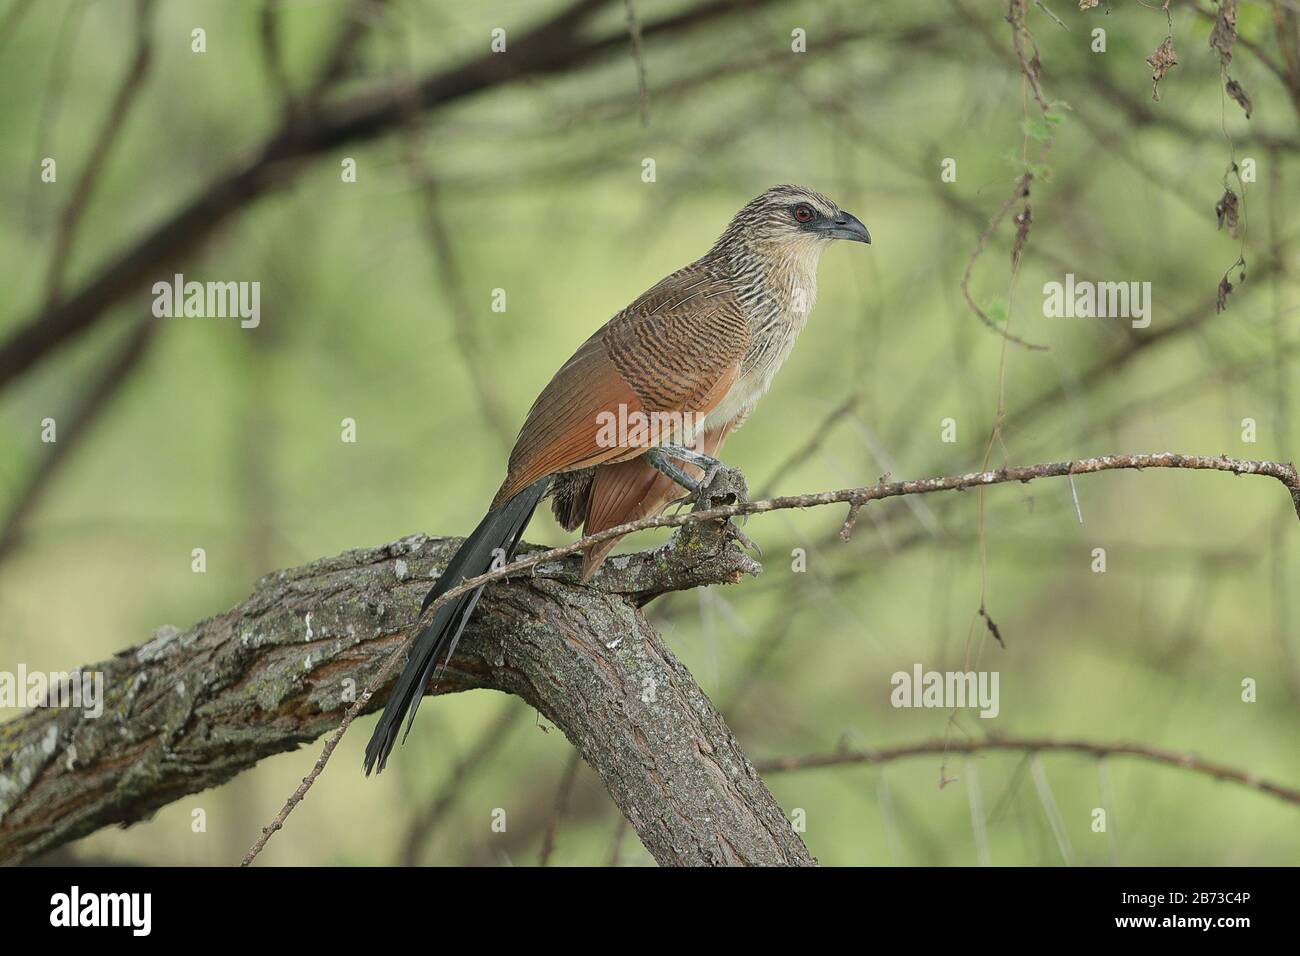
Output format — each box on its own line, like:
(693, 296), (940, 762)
(1021, 116), (1055, 141)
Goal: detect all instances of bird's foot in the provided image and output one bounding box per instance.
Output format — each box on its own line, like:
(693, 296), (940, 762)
(691, 462), (760, 557)
(657, 443), (723, 473)
(647, 445), (758, 553)
(645, 444), (723, 499)
(690, 460), (747, 509)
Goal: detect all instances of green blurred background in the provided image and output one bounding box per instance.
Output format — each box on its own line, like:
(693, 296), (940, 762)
(1, 0), (1298, 865)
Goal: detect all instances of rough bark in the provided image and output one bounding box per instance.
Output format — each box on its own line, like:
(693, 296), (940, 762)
(0, 518), (816, 867)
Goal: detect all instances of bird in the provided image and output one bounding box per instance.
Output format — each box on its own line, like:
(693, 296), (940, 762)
(364, 184), (870, 774)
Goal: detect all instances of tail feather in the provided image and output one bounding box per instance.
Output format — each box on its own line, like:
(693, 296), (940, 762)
(364, 477), (550, 775)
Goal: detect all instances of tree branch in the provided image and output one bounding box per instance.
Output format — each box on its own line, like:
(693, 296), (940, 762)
(757, 735), (1300, 807)
(0, 318), (158, 568)
(0, 517), (812, 867)
(0, 0), (781, 392)
(1, 451), (1293, 866)
(41, 0), (156, 305)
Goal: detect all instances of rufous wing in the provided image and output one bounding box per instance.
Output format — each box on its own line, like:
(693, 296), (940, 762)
(492, 331), (645, 507)
(493, 264), (750, 508)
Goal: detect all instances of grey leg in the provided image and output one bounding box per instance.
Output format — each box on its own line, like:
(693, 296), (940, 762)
(656, 443), (722, 472)
(652, 444), (726, 498)
(644, 446), (701, 494)
(647, 444), (759, 556)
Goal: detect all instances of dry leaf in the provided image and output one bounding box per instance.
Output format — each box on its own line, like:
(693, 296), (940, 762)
(1226, 78), (1253, 118)
(1209, 0), (1238, 68)
(1012, 203), (1033, 269)
(1215, 188), (1239, 238)
(1216, 275), (1233, 313)
(1146, 37), (1178, 101)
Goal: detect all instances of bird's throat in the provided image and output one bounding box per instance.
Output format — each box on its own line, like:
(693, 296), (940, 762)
(704, 239), (825, 432)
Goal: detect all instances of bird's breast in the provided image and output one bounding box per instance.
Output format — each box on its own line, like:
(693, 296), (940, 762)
(706, 294), (812, 431)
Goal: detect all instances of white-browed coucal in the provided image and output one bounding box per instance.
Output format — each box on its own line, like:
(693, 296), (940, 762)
(365, 184), (870, 773)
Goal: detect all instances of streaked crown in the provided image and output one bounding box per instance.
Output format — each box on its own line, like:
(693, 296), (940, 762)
(712, 184), (842, 250)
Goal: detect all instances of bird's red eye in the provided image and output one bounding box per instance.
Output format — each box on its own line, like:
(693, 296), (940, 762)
(793, 204), (814, 223)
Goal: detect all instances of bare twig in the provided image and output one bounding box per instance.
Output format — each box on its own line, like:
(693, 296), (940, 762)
(0, 0), (789, 393)
(0, 318), (158, 566)
(259, 0), (296, 114)
(959, 173), (1047, 351)
(1008, 0), (1049, 110)
(24, 0), (89, 230)
(623, 0), (649, 126)
(41, 0), (155, 304)
(538, 751), (582, 866)
(403, 158), (515, 448)
(757, 735), (1300, 807)
(399, 701), (528, 866)
(958, 2), (1056, 352)
(310, 0), (386, 95)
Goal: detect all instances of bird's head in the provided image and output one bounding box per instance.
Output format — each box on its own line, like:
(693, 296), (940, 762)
(713, 184), (871, 258)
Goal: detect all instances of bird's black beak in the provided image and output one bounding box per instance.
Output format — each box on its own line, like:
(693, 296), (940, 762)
(820, 211), (871, 244)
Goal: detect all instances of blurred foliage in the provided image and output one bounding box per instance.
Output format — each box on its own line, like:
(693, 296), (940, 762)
(1, 0), (1298, 866)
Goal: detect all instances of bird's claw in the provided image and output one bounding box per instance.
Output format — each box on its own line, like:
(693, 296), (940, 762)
(689, 463), (758, 554)
(690, 461), (748, 510)
(648, 445), (760, 555)
(692, 461), (724, 505)
(725, 520), (761, 556)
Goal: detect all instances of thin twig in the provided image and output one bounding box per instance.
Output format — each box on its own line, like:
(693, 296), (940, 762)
(756, 392), (859, 498)
(757, 734), (1300, 807)
(956, 0), (1054, 352)
(623, 0), (649, 126)
(24, 0), (89, 231)
(0, 318), (158, 566)
(259, 0), (296, 115)
(399, 701), (527, 866)
(538, 751), (582, 866)
(404, 159), (515, 448)
(959, 174), (1048, 352)
(42, 0), (155, 305)
(303, 0), (389, 113)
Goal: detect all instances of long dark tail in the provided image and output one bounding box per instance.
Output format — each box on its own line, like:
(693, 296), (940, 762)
(364, 477), (550, 775)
